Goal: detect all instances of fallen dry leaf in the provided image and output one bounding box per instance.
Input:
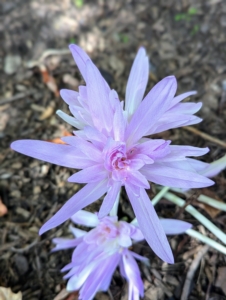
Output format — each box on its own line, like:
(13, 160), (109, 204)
(215, 266), (226, 295)
(48, 131), (73, 144)
(39, 64), (59, 97)
(196, 189), (222, 218)
(39, 101), (55, 120)
(0, 287), (22, 300)
(0, 198), (8, 217)
(53, 288), (70, 300)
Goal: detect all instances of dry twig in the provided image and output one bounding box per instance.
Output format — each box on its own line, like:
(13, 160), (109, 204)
(183, 127), (226, 149)
(181, 245), (209, 300)
(0, 90), (35, 105)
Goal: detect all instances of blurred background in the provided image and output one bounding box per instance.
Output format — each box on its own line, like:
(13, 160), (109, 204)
(0, 0), (226, 299)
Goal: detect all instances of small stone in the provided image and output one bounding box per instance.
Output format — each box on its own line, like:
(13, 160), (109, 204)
(14, 254), (29, 275)
(10, 190), (22, 198)
(33, 186), (41, 194)
(11, 162), (23, 169)
(4, 55), (22, 75)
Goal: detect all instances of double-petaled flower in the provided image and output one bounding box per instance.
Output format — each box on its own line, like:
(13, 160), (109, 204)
(11, 45), (213, 263)
(52, 210), (192, 300)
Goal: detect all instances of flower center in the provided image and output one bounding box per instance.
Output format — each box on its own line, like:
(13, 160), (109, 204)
(104, 140), (130, 172)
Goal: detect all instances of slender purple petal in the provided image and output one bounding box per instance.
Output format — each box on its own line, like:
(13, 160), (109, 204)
(69, 225), (87, 237)
(11, 140), (95, 169)
(199, 155), (226, 178)
(68, 165), (107, 183)
(69, 44), (91, 81)
(141, 164), (214, 188)
(98, 181), (121, 218)
(148, 115), (202, 135)
(86, 60), (113, 132)
(168, 102), (202, 114)
(160, 219), (192, 235)
(125, 47), (149, 117)
(61, 136), (102, 162)
(60, 89), (80, 106)
(187, 158), (209, 172)
(56, 110), (85, 129)
(79, 254), (120, 298)
(125, 184), (174, 263)
(168, 145), (209, 157)
(71, 210), (99, 227)
(127, 170), (150, 188)
(126, 76), (177, 146)
(113, 101), (126, 142)
(52, 237), (82, 251)
(122, 250), (144, 297)
(169, 91), (197, 108)
(39, 180), (108, 234)
(97, 253), (121, 291)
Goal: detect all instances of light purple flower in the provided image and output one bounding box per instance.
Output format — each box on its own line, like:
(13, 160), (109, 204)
(52, 210), (192, 300)
(11, 45), (213, 263)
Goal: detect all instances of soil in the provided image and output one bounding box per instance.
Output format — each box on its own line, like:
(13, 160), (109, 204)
(0, 0), (226, 299)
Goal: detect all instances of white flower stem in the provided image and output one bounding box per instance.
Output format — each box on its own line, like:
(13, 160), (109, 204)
(186, 229), (226, 255)
(110, 189), (121, 216)
(197, 194), (226, 212)
(170, 187), (226, 212)
(152, 186), (170, 206)
(164, 192), (226, 245)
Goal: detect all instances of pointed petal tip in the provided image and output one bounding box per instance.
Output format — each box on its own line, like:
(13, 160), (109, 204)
(167, 255), (174, 264)
(166, 75), (176, 81)
(39, 226), (45, 236)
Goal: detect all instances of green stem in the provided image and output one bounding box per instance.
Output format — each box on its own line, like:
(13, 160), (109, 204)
(186, 229), (226, 255)
(164, 192), (226, 245)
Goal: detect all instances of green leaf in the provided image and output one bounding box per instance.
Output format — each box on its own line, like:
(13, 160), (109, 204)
(73, 0), (83, 8)
(174, 14), (186, 21)
(191, 24), (199, 35)
(188, 7), (198, 15)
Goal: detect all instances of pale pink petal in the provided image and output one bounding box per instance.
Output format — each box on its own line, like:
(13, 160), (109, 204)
(160, 219), (192, 235)
(39, 180), (108, 234)
(125, 47), (149, 117)
(11, 140), (95, 169)
(126, 76), (177, 146)
(125, 185), (174, 263)
(71, 210), (99, 227)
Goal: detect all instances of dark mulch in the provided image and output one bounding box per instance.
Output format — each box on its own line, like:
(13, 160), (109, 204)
(0, 0), (226, 299)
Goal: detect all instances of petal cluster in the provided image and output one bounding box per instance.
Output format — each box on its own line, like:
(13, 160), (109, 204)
(52, 210), (192, 300)
(11, 44), (214, 264)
